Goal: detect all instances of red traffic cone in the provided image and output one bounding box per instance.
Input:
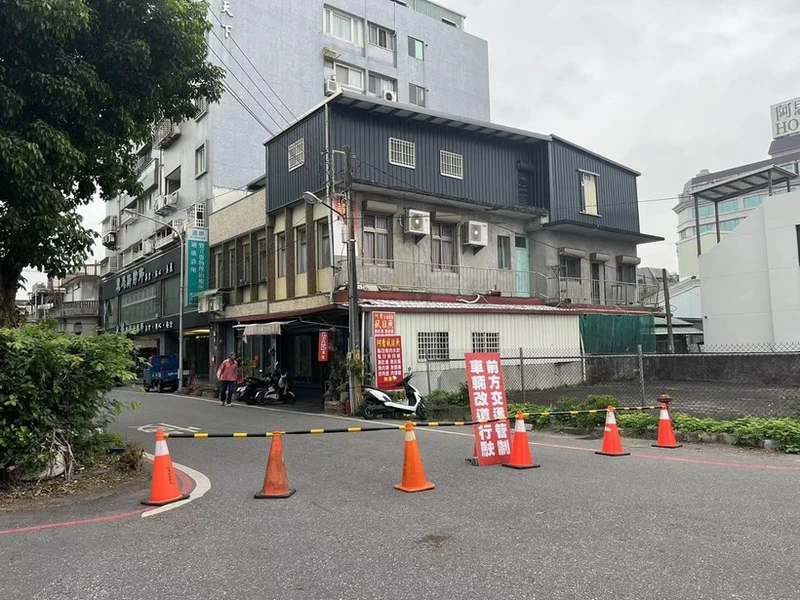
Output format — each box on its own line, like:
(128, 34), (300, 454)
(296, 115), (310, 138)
(395, 422), (435, 493)
(595, 406), (630, 457)
(142, 428), (190, 506)
(652, 397), (682, 449)
(503, 411), (540, 469)
(254, 432), (296, 499)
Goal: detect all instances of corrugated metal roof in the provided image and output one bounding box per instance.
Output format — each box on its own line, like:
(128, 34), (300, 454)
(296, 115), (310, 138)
(357, 299), (654, 316)
(691, 164), (797, 203)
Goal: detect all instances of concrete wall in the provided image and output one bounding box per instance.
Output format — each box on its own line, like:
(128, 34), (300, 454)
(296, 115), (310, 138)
(677, 231), (725, 278)
(209, 189), (266, 245)
(700, 190), (800, 345)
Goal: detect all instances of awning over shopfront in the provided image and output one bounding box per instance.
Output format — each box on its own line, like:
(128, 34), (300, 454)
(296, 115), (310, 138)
(239, 322), (289, 337)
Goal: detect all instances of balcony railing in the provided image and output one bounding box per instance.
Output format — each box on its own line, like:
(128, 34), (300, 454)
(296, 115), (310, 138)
(547, 277), (660, 307)
(136, 158), (158, 194)
(100, 256), (119, 276)
(335, 257), (550, 299)
(331, 260), (657, 307)
(50, 301), (100, 319)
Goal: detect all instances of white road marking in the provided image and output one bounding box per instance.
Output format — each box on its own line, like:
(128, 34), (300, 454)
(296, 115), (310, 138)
(140, 454), (212, 518)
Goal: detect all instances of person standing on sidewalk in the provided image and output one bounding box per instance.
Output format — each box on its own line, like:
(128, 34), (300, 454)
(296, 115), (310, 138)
(216, 352), (239, 407)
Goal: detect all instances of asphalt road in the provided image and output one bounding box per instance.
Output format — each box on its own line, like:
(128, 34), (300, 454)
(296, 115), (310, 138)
(3, 388), (800, 600)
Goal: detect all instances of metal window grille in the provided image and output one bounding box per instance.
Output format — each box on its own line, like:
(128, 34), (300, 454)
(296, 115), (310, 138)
(440, 150), (462, 179)
(472, 332), (500, 354)
(418, 332), (449, 361)
(389, 137), (415, 169)
(288, 139), (305, 171)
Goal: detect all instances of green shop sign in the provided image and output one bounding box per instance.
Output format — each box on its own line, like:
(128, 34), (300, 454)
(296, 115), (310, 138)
(185, 227), (209, 307)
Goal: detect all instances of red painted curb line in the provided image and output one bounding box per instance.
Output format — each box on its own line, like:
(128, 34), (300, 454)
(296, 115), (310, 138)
(0, 458), (196, 536)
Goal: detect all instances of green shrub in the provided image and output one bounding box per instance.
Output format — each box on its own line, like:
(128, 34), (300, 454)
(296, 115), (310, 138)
(551, 396), (580, 427)
(575, 395), (619, 428)
(507, 403), (552, 428)
(0, 323), (137, 481)
(616, 412), (658, 435)
(426, 383), (470, 407)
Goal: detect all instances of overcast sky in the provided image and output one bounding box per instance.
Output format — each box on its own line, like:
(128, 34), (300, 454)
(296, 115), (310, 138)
(19, 0), (800, 297)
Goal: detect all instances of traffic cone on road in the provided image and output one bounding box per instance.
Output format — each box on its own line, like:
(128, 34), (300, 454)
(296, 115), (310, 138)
(255, 431), (296, 499)
(142, 428), (190, 506)
(503, 411), (540, 469)
(395, 422), (435, 493)
(653, 397), (682, 449)
(595, 406), (630, 457)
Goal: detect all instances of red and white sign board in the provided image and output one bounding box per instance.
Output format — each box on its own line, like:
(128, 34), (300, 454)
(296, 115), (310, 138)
(372, 311), (396, 336)
(375, 335), (404, 389)
(318, 331), (329, 362)
(464, 352), (511, 466)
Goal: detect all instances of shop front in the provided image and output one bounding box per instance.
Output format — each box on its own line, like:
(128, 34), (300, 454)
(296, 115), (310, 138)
(100, 246), (210, 380)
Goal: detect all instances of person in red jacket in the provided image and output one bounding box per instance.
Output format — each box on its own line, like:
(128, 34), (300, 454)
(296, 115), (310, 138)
(216, 352), (239, 407)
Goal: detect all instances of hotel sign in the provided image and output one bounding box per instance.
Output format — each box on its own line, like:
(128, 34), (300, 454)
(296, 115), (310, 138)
(771, 97), (800, 139)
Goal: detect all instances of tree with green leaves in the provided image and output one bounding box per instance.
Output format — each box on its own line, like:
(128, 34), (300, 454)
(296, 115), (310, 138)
(0, 0), (224, 326)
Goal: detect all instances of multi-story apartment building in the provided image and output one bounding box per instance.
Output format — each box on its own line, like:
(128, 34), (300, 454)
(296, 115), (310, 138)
(27, 266), (102, 335)
(202, 90), (662, 398)
(674, 100), (800, 277)
(98, 0), (491, 373)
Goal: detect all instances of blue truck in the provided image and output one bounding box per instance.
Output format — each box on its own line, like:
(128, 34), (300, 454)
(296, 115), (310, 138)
(143, 354), (181, 393)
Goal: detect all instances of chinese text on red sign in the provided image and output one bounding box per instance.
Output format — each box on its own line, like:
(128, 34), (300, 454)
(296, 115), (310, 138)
(372, 311), (396, 336)
(464, 352), (511, 466)
(375, 335), (404, 389)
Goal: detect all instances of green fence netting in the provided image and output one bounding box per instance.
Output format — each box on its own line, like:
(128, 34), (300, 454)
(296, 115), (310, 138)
(580, 313), (656, 354)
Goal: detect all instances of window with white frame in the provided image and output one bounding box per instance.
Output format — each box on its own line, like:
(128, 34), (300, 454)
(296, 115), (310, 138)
(317, 220), (331, 268)
(276, 232), (286, 278)
(257, 236), (267, 281)
(389, 137), (415, 168)
(363, 214), (391, 266)
(497, 236), (511, 269)
(431, 222), (456, 270)
(408, 36), (425, 60)
(296, 226), (307, 274)
(368, 73), (397, 98)
(194, 96), (207, 119)
(580, 171), (598, 215)
(368, 23), (395, 51)
(324, 7), (363, 46)
(440, 150), (463, 179)
(472, 332), (500, 354)
(334, 63), (364, 90)
(409, 83), (426, 107)
(418, 332), (449, 361)
(288, 138), (305, 171)
(195, 144), (207, 178)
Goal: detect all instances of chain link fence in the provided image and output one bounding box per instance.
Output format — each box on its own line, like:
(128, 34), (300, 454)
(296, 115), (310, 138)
(413, 344), (800, 419)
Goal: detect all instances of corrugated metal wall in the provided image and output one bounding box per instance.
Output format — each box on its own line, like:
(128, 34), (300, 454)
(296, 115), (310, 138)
(267, 109), (327, 212)
(371, 311), (582, 394)
(330, 105), (546, 209)
(548, 140), (640, 232)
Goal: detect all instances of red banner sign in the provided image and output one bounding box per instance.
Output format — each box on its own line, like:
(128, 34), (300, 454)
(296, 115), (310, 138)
(318, 331), (329, 362)
(372, 311), (396, 336)
(464, 352), (511, 466)
(375, 335), (404, 389)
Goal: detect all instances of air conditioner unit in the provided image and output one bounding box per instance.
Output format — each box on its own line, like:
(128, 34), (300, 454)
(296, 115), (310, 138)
(102, 232), (117, 248)
(383, 90), (398, 102)
(198, 294), (224, 314)
(462, 221), (489, 247)
(322, 47), (340, 60)
(404, 209), (430, 236)
(325, 79), (341, 97)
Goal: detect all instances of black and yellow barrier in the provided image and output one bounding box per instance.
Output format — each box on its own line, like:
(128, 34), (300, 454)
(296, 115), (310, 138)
(162, 405), (660, 439)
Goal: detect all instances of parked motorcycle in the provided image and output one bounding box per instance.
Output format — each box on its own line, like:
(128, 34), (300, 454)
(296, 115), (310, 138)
(236, 372), (272, 405)
(253, 362), (297, 406)
(361, 374), (427, 420)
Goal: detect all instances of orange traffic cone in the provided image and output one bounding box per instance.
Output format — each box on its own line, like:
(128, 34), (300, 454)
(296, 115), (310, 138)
(395, 422), (435, 493)
(255, 431), (296, 499)
(652, 398), (682, 449)
(595, 406), (630, 457)
(142, 428), (190, 506)
(503, 411), (540, 469)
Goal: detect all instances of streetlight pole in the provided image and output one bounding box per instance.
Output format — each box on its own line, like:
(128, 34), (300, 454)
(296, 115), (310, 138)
(121, 209), (186, 392)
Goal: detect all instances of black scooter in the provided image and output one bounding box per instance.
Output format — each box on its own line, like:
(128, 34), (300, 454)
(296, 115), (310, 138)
(253, 362), (296, 406)
(236, 371), (272, 405)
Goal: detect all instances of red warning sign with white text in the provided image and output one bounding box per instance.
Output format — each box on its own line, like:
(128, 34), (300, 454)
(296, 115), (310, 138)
(375, 335), (404, 389)
(464, 352), (511, 466)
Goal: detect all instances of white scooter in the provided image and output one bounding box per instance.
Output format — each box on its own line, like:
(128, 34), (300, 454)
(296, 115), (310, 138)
(361, 374), (427, 420)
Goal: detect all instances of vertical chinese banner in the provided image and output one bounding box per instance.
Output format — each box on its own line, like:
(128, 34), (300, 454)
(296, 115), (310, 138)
(318, 331), (329, 362)
(372, 311), (396, 336)
(375, 335), (404, 389)
(185, 227), (209, 307)
(464, 352), (511, 466)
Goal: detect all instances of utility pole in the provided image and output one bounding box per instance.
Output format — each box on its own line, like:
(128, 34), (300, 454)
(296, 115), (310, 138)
(662, 268), (674, 354)
(344, 145), (361, 414)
